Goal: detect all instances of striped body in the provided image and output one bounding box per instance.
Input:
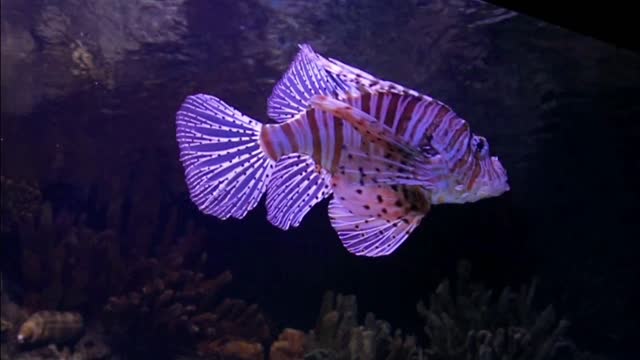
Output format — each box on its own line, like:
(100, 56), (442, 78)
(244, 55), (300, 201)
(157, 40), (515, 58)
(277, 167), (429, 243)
(175, 43), (509, 257)
(259, 89), (494, 205)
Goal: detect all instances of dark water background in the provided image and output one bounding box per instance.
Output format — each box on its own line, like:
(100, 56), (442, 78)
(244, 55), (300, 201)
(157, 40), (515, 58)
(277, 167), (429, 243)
(2, 0), (639, 359)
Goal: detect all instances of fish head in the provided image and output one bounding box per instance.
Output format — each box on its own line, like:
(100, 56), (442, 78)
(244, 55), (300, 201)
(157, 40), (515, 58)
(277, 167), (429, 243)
(451, 135), (510, 203)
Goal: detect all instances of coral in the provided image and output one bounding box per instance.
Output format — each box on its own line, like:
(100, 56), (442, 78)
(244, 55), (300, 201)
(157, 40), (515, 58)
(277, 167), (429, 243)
(270, 328), (306, 360)
(17, 310), (84, 345)
(1, 291), (111, 360)
(417, 260), (605, 360)
(103, 260), (271, 359)
(303, 291), (422, 360)
(0, 176), (42, 232)
(11, 201), (128, 314)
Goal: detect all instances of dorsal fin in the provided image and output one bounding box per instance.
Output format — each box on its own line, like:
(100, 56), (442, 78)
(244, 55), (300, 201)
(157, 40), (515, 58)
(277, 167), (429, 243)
(309, 47), (431, 101)
(267, 44), (353, 123)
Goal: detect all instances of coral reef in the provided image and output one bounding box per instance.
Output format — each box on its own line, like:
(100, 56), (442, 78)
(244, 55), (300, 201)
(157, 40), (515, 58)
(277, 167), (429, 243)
(1, 177), (275, 359)
(103, 261), (272, 359)
(266, 261), (606, 360)
(0, 176), (42, 233)
(1, 290), (111, 360)
(10, 201), (128, 313)
(417, 260), (605, 360)
(273, 290), (422, 360)
(269, 328), (306, 360)
(17, 310), (84, 345)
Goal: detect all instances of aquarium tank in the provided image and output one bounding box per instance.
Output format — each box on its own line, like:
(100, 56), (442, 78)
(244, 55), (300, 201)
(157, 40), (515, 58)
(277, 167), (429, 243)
(1, 0), (638, 359)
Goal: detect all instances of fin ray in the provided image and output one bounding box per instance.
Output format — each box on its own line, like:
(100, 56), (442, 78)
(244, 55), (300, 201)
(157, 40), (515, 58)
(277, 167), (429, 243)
(176, 94), (275, 220)
(266, 154), (332, 230)
(267, 44), (350, 122)
(328, 198), (425, 257)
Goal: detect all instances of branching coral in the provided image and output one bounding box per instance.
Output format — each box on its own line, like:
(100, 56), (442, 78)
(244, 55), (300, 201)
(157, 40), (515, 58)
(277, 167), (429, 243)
(417, 260), (604, 360)
(103, 261), (272, 359)
(0, 176), (42, 233)
(281, 291), (422, 360)
(10, 200), (128, 314)
(2, 178), (275, 359)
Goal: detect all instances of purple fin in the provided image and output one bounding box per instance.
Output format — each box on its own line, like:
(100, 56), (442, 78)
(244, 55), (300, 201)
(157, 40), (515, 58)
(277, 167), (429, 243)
(267, 44), (351, 123)
(312, 48), (431, 101)
(327, 198), (424, 257)
(176, 94), (275, 220)
(266, 154), (332, 230)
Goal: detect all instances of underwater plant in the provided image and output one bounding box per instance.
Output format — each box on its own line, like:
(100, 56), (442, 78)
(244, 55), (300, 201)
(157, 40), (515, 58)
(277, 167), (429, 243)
(0, 176), (42, 233)
(103, 261), (272, 359)
(417, 260), (606, 360)
(0, 178), (278, 359)
(269, 290), (421, 360)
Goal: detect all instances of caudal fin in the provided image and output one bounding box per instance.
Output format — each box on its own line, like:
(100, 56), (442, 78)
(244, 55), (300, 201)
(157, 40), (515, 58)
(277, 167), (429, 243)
(176, 94), (275, 220)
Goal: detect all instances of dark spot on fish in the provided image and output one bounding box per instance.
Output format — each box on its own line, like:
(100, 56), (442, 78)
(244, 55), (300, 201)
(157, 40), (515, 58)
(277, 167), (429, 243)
(394, 200), (402, 207)
(402, 218), (410, 224)
(376, 195), (383, 203)
(391, 185), (399, 192)
(375, 167), (381, 172)
(356, 189), (363, 194)
(348, 154), (353, 159)
(382, 208), (387, 214)
(340, 196), (345, 200)
(359, 179), (365, 186)
(332, 183), (337, 187)
(378, 230), (383, 235)
(392, 223), (398, 227)
(355, 225), (360, 229)
(363, 205), (370, 210)
(364, 219), (370, 224)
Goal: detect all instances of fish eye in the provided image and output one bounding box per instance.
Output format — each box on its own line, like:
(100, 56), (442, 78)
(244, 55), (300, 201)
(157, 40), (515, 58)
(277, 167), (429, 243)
(472, 136), (489, 158)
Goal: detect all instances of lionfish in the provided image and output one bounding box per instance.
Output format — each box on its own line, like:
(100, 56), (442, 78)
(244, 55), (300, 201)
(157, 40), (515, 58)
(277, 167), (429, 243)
(175, 44), (509, 257)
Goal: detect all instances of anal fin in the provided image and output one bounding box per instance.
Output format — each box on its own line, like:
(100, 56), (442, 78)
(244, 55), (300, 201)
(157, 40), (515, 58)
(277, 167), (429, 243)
(266, 154), (333, 230)
(328, 197), (425, 257)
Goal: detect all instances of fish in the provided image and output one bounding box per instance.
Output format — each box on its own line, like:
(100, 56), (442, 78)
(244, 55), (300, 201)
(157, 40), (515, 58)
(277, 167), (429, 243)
(175, 44), (509, 257)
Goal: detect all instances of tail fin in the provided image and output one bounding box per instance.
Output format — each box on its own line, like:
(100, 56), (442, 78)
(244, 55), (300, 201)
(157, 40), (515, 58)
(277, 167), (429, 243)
(176, 94), (275, 220)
